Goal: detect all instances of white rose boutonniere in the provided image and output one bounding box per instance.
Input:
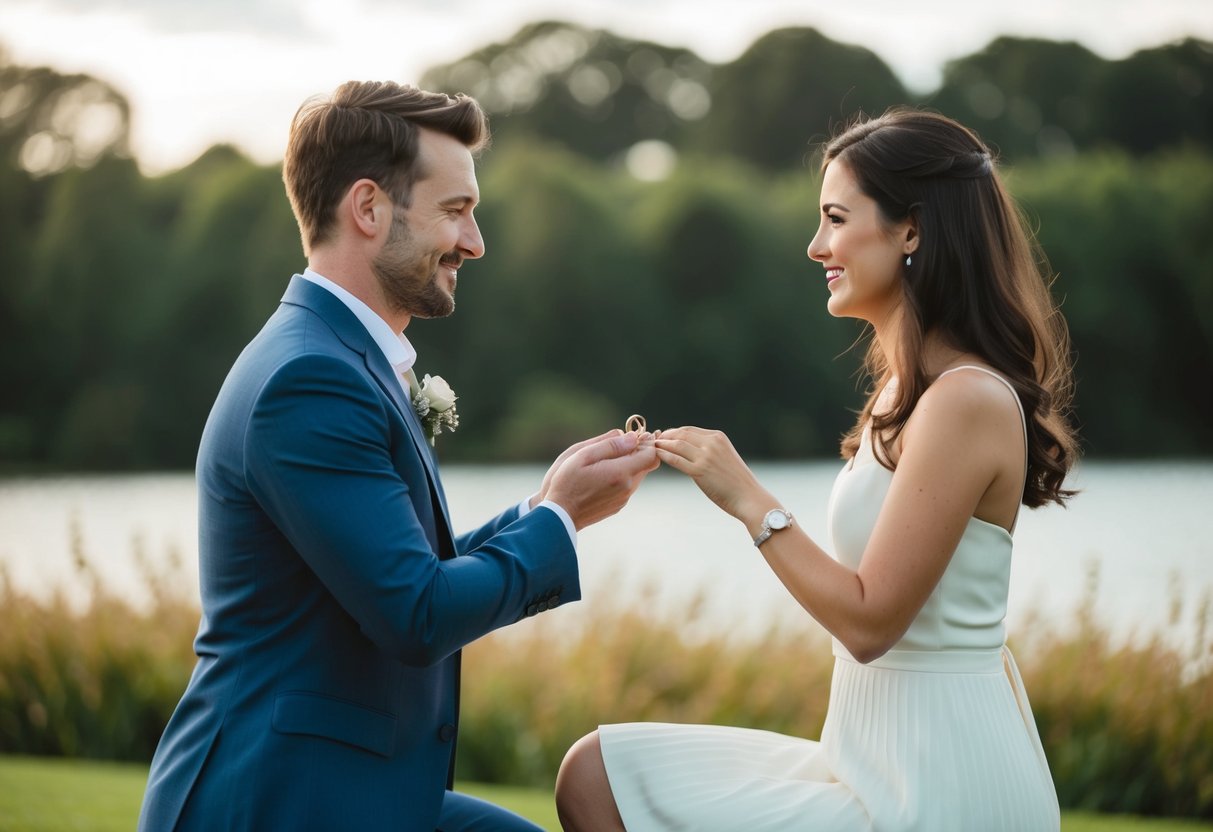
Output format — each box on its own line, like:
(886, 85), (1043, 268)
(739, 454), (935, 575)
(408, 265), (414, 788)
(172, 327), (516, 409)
(412, 373), (459, 446)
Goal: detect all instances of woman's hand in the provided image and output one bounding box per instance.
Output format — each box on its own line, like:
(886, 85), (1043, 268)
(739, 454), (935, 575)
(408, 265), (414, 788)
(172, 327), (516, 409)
(654, 426), (772, 522)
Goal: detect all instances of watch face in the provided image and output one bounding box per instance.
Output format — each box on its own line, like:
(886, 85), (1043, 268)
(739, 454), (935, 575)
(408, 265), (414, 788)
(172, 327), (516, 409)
(766, 509), (789, 530)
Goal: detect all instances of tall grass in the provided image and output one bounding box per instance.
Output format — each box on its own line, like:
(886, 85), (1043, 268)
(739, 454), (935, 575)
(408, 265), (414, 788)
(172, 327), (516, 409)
(1015, 566), (1213, 817)
(0, 519), (198, 761)
(0, 533), (1209, 819)
(457, 586), (836, 787)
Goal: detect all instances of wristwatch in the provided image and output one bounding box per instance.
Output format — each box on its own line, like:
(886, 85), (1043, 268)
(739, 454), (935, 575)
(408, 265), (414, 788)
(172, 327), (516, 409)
(753, 508), (794, 548)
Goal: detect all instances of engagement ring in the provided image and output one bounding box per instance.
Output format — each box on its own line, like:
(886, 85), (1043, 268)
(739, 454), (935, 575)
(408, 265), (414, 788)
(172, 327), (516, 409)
(625, 414), (646, 433)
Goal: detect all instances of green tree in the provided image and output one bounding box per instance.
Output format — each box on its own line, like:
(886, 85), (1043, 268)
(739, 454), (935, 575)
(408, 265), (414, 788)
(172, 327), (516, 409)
(25, 157), (166, 467)
(694, 28), (910, 171)
(928, 37), (1106, 160)
(929, 37), (1213, 161)
(5, 30), (1213, 469)
(140, 147), (302, 466)
(1010, 151), (1213, 454)
(1090, 39), (1213, 155)
(421, 21), (711, 162)
(0, 55), (135, 466)
(0, 54), (131, 176)
(624, 156), (858, 456)
(0, 162), (43, 462)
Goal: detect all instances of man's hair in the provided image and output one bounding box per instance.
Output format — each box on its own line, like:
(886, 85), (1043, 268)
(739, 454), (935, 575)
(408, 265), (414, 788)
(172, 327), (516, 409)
(282, 80), (489, 254)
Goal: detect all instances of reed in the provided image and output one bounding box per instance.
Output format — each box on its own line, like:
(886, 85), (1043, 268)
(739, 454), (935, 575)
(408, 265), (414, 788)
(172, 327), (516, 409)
(458, 585), (836, 786)
(0, 534), (1209, 819)
(1014, 565), (1213, 817)
(0, 521), (198, 761)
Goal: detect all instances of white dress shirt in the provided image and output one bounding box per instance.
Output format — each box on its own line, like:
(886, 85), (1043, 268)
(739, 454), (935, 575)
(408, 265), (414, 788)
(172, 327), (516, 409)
(299, 269), (576, 545)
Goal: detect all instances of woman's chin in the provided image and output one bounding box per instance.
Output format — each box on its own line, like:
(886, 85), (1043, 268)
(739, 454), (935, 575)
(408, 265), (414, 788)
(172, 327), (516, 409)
(825, 293), (849, 319)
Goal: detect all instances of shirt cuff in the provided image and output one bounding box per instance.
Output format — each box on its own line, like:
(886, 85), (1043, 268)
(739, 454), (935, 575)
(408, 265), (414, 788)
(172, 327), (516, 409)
(517, 495), (577, 547)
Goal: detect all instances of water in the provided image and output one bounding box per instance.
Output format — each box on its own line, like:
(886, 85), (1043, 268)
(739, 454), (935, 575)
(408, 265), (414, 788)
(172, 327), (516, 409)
(1, 462), (1210, 649)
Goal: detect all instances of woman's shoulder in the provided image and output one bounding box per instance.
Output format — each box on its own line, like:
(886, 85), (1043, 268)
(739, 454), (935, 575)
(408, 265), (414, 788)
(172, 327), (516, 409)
(931, 363), (1017, 400)
(909, 364), (1022, 443)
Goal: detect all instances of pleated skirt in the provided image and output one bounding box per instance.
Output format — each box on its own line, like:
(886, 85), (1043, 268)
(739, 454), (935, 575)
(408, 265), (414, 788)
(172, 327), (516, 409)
(599, 647), (1060, 832)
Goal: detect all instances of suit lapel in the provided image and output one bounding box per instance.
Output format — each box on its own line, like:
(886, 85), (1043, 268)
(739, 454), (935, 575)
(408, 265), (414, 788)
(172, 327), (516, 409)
(280, 276), (457, 555)
(363, 350), (457, 549)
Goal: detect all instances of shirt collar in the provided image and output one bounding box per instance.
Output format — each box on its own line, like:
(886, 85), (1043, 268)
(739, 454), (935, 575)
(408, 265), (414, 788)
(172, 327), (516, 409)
(301, 268), (417, 375)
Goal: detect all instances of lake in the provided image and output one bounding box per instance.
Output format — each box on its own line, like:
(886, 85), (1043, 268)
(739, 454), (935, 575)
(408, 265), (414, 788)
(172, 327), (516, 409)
(0, 462), (1210, 650)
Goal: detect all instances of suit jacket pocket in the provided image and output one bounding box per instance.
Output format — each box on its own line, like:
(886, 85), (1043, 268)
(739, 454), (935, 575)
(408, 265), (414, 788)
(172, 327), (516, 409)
(272, 691), (397, 757)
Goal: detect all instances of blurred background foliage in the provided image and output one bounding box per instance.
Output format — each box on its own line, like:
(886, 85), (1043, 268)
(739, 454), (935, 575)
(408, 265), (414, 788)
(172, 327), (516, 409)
(0, 24), (1211, 469)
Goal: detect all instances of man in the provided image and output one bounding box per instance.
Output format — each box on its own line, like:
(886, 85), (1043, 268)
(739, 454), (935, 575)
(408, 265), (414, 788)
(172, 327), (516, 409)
(138, 81), (658, 831)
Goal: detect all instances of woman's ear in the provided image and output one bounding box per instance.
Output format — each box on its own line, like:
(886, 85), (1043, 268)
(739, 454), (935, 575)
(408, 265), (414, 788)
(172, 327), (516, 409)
(903, 219), (920, 257)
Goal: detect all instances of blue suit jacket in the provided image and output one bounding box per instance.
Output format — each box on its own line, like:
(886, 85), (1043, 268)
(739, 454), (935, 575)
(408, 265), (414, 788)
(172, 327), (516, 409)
(138, 276), (579, 831)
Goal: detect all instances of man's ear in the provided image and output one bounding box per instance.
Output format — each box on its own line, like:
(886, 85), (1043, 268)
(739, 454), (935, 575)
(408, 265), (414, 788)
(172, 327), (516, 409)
(347, 178), (386, 240)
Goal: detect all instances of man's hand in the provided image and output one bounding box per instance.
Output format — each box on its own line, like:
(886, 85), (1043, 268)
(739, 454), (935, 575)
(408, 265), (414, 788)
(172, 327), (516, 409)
(543, 431), (659, 530)
(532, 429), (623, 509)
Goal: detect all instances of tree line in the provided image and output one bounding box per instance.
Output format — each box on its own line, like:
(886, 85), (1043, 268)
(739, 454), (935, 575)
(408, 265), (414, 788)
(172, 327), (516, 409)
(0, 28), (1210, 470)
(420, 22), (1213, 167)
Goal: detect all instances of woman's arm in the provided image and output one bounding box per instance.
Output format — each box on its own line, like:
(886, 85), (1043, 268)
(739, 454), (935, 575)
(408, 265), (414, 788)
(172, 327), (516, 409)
(655, 372), (1020, 662)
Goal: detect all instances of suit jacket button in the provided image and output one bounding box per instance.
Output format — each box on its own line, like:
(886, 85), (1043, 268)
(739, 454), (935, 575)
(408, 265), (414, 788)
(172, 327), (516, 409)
(526, 603), (538, 617)
(438, 723), (456, 742)
(548, 594), (560, 608)
(536, 601), (548, 613)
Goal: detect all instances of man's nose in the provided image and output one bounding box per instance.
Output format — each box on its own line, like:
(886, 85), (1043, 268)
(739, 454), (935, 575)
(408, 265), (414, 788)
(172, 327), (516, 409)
(461, 217), (485, 260)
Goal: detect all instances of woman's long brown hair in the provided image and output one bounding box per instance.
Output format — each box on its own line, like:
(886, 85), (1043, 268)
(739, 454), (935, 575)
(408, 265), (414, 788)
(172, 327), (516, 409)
(825, 109), (1078, 508)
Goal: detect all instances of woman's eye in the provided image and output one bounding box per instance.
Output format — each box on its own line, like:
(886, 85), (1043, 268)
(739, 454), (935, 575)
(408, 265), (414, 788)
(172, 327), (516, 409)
(827, 213), (843, 225)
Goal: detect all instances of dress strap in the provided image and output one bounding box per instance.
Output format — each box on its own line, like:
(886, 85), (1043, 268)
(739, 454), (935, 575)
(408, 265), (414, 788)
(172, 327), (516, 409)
(937, 365), (1028, 533)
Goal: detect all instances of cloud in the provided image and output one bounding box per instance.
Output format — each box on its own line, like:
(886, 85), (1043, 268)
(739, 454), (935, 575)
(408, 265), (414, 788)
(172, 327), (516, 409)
(40, 0), (315, 38)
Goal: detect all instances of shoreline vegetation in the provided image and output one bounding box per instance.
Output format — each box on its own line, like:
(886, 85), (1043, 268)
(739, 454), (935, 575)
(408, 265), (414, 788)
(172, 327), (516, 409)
(4, 32), (1213, 473)
(0, 535), (1210, 822)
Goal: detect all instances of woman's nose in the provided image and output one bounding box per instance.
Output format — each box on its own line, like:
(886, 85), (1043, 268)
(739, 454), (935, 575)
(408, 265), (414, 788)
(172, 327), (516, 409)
(807, 229), (826, 262)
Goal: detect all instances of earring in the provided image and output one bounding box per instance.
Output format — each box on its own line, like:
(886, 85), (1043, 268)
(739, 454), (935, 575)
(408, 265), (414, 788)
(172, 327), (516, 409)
(905, 255), (912, 267)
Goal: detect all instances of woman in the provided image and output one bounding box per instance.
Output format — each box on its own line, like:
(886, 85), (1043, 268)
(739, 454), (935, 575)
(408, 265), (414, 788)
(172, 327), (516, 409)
(555, 109), (1077, 831)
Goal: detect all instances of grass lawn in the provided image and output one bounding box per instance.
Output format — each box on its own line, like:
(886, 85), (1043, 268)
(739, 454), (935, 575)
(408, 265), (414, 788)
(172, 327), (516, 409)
(1, 754), (1210, 831)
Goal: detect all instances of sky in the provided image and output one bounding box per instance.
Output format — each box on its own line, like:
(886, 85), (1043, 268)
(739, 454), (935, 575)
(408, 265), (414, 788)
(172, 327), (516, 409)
(3, 0), (1212, 174)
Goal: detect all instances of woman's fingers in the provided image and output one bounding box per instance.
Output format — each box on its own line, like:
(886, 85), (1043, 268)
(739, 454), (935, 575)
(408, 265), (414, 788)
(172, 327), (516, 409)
(655, 447), (694, 474)
(657, 426), (712, 441)
(654, 427), (740, 481)
(654, 437), (699, 466)
(654, 436), (705, 475)
(656, 430), (731, 457)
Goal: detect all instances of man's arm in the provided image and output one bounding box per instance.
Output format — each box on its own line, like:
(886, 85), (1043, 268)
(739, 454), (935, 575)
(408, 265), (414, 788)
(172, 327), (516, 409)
(245, 353), (579, 666)
(455, 504), (523, 556)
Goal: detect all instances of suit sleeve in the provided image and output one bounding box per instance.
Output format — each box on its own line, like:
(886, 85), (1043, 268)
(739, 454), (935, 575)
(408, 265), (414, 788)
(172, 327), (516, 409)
(244, 353), (580, 666)
(455, 505), (523, 555)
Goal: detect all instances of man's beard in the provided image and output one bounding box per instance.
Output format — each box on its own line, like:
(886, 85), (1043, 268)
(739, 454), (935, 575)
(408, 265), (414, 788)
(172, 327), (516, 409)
(372, 210), (457, 319)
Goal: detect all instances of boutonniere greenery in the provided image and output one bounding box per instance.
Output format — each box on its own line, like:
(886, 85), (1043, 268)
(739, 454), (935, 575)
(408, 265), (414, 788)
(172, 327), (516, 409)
(412, 374), (459, 446)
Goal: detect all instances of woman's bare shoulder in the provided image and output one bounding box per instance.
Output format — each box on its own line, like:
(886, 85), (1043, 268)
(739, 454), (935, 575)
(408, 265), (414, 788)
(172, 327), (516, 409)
(908, 366), (1021, 449)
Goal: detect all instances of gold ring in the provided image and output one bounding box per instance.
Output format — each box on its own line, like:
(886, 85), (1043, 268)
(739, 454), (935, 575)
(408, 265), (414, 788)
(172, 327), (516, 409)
(625, 414), (646, 433)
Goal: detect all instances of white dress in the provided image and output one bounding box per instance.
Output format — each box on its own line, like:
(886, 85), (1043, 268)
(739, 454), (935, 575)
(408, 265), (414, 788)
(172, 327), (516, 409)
(600, 367), (1061, 831)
